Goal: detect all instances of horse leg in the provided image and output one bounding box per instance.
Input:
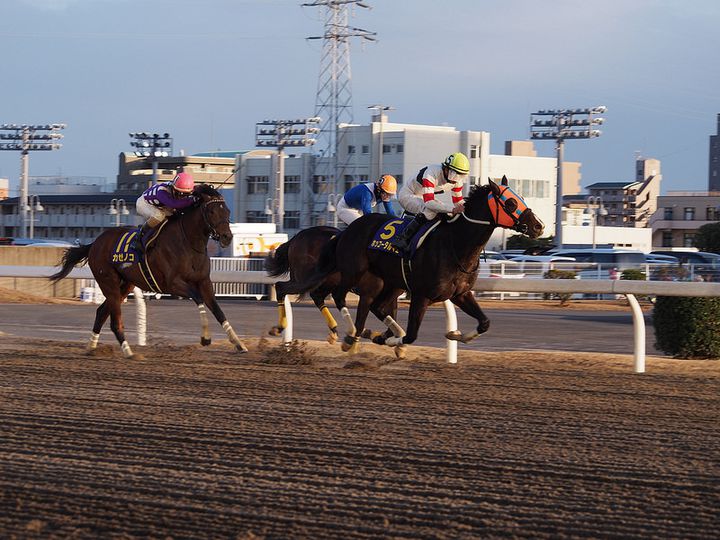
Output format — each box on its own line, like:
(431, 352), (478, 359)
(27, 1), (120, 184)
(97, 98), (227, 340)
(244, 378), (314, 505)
(268, 281), (287, 337)
(387, 294), (430, 347)
(195, 302), (212, 346)
(88, 300), (110, 352)
(198, 279), (248, 353)
(311, 284), (339, 344)
(106, 292), (134, 359)
(446, 290), (490, 343)
(342, 276), (382, 354)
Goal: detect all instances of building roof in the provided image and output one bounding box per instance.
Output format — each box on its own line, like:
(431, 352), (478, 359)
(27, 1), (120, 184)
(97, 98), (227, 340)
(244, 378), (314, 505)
(585, 181), (639, 190)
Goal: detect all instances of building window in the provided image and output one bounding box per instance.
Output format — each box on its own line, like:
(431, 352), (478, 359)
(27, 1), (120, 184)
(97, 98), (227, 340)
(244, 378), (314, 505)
(344, 175), (354, 192)
(246, 211), (268, 223)
(683, 233), (695, 247)
(664, 207), (673, 220)
(361, 145), (369, 154)
(395, 174), (403, 184)
(312, 175), (330, 194)
(283, 211), (300, 230)
(683, 207), (695, 220)
(470, 145), (477, 159)
(247, 176), (269, 194)
(382, 144), (391, 154)
(359, 175), (368, 183)
(396, 144), (403, 153)
(661, 231), (673, 247)
(348, 145), (356, 154)
(284, 175), (301, 194)
(706, 207), (719, 221)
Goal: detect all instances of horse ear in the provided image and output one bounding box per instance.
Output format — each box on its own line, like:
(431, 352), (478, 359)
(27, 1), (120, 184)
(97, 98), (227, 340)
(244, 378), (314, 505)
(488, 178), (501, 196)
(501, 175), (509, 186)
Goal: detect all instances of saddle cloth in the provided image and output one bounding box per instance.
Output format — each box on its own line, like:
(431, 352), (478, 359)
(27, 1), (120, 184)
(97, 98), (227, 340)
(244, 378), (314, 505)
(111, 230), (140, 267)
(368, 217), (440, 258)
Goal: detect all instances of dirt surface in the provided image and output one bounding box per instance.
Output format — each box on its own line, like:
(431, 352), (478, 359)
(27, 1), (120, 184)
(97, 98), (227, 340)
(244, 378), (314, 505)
(1, 332), (718, 539)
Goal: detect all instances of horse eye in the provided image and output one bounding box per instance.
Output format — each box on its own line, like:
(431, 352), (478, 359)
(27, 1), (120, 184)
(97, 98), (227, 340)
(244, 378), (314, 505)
(505, 198), (518, 212)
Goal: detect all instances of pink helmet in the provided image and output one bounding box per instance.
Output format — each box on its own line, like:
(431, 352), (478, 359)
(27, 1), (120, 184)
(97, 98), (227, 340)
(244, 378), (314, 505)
(172, 172), (194, 193)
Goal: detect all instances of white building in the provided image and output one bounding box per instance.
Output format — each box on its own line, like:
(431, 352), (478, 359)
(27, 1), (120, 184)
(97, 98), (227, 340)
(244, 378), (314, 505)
(233, 115), (560, 249)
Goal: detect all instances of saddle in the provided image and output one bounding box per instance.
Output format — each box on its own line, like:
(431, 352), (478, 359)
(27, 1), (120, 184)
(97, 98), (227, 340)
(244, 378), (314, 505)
(111, 224), (167, 293)
(368, 216), (440, 258)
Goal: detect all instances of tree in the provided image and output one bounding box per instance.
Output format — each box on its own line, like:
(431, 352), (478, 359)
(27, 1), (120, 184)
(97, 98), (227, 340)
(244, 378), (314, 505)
(694, 222), (720, 253)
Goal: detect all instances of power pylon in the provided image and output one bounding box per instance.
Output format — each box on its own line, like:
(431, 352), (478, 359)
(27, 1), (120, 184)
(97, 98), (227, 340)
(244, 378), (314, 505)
(304, 0), (375, 206)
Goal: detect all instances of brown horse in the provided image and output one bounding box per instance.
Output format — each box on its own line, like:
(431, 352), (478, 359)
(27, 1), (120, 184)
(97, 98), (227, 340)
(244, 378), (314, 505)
(292, 179), (545, 355)
(49, 184), (248, 358)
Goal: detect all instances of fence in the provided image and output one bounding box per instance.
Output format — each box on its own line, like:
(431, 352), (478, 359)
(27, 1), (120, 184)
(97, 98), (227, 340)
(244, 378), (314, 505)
(2, 264), (719, 374)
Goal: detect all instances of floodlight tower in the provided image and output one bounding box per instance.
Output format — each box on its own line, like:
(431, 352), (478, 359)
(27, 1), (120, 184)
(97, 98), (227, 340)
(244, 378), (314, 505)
(255, 117), (320, 232)
(0, 123), (65, 237)
(304, 0), (376, 201)
(530, 106), (606, 247)
(129, 132), (173, 187)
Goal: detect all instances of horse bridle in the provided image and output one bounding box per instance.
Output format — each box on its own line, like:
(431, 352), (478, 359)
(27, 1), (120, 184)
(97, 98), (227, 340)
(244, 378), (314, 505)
(201, 197), (230, 242)
(453, 187), (531, 234)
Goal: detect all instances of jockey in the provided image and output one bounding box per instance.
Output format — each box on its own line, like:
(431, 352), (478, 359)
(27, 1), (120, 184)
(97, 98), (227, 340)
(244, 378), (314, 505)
(133, 171), (196, 252)
(335, 174), (398, 225)
(390, 152), (470, 252)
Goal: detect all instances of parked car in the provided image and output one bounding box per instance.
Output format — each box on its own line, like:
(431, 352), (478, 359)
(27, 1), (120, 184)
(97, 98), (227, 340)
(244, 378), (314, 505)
(651, 250), (720, 281)
(504, 254), (576, 277)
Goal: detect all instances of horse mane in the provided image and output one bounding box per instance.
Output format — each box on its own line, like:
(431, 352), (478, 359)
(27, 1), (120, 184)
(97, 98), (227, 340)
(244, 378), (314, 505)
(193, 184), (222, 198)
(464, 184), (490, 210)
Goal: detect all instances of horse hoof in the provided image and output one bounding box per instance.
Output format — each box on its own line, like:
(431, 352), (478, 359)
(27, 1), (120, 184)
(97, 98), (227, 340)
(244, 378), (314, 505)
(129, 353), (145, 361)
(268, 326), (283, 337)
(236, 343), (249, 354)
(394, 345), (407, 359)
(327, 331), (338, 345)
(201, 337), (212, 346)
(346, 341), (361, 355)
(341, 335), (359, 352)
(372, 335), (386, 345)
(360, 328), (373, 339)
(445, 330), (462, 341)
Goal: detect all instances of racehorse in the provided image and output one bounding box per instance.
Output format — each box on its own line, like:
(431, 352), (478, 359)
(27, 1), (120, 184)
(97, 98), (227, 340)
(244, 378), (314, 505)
(293, 178), (545, 354)
(265, 226), (343, 342)
(264, 225), (400, 344)
(49, 184), (248, 358)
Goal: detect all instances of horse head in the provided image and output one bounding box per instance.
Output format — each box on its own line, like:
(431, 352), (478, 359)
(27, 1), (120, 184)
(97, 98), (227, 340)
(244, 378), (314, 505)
(193, 184), (233, 247)
(464, 178), (544, 238)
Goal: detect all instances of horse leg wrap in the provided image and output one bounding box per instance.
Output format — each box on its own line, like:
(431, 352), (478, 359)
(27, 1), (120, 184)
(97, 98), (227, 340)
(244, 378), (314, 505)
(197, 304), (211, 345)
(386, 336), (403, 347)
(88, 332), (100, 350)
(320, 305), (337, 331)
(278, 303), (288, 330)
(223, 321), (248, 353)
(121, 341), (133, 358)
(340, 307), (356, 336)
(383, 315), (406, 338)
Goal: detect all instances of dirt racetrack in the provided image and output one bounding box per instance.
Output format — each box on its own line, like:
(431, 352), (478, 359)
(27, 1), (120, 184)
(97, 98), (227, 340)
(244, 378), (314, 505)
(1, 333), (719, 539)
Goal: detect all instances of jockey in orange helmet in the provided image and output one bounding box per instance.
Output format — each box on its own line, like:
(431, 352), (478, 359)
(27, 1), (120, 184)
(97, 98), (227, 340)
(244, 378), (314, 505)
(133, 172), (196, 252)
(335, 174), (398, 226)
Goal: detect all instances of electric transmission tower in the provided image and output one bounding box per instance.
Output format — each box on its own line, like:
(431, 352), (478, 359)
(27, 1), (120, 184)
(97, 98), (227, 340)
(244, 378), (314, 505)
(304, 0), (375, 223)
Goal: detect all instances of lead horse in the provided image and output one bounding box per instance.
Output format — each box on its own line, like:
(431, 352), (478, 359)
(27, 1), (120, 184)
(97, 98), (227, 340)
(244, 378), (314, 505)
(294, 179), (545, 354)
(49, 184), (248, 358)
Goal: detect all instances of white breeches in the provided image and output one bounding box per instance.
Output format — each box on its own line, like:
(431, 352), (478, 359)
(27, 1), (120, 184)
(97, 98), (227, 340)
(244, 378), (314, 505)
(335, 198), (363, 225)
(136, 197), (173, 227)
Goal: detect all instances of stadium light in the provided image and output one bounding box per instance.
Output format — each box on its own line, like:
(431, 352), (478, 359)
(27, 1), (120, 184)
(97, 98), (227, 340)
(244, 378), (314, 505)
(0, 123), (66, 237)
(255, 117), (321, 233)
(530, 106), (606, 247)
(129, 132), (173, 186)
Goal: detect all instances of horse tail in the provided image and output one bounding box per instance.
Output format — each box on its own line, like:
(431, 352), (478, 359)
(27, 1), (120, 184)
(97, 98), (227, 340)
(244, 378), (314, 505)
(291, 233), (340, 296)
(264, 241), (291, 278)
(49, 243), (92, 282)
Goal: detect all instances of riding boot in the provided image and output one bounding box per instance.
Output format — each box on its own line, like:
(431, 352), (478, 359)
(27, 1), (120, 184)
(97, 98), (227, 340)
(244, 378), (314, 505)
(390, 213), (427, 253)
(132, 223), (152, 254)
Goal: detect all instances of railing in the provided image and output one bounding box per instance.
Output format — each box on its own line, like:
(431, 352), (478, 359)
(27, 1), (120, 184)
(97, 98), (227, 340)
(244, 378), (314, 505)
(2, 263), (720, 374)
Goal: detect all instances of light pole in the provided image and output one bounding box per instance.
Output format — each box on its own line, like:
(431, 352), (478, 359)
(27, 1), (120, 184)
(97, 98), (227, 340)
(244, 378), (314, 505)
(327, 193), (342, 228)
(26, 195), (44, 239)
(0, 123), (65, 237)
(530, 106), (606, 248)
(368, 104), (394, 179)
(585, 195), (608, 249)
(255, 117), (320, 232)
(129, 132), (172, 187)
(108, 198), (130, 228)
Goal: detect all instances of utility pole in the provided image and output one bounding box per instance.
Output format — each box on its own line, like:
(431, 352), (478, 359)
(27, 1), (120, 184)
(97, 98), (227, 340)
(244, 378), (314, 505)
(368, 104), (394, 179)
(0, 123), (65, 238)
(530, 106), (606, 248)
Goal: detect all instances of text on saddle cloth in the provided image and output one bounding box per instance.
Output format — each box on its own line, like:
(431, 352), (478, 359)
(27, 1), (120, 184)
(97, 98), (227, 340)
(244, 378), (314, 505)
(368, 217), (440, 258)
(111, 230), (139, 266)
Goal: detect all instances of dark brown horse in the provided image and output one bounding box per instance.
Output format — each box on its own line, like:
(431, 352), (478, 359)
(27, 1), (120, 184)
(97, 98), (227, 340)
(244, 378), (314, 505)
(293, 179), (545, 355)
(265, 226), (343, 342)
(49, 184), (248, 358)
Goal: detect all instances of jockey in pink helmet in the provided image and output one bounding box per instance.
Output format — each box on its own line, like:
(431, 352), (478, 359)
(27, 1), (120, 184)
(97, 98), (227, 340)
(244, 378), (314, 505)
(133, 172), (196, 253)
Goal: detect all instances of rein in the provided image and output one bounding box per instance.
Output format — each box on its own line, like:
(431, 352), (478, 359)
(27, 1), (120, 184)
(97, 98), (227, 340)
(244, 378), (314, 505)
(181, 197), (229, 254)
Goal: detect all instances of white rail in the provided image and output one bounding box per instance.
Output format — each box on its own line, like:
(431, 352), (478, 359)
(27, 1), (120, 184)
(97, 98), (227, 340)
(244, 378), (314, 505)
(3, 266), (720, 373)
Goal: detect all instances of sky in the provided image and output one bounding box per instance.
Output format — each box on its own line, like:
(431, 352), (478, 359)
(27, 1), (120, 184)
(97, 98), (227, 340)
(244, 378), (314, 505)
(1, 0), (719, 196)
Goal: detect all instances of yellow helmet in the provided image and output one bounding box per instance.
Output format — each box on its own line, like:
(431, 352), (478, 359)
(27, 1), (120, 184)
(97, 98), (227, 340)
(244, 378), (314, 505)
(376, 174), (397, 195)
(443, 152), (470, 175)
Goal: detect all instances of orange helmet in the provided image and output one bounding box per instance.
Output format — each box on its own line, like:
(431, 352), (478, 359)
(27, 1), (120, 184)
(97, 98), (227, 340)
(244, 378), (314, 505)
(172, 172), (194, 193)
(376, 174), (397, 196)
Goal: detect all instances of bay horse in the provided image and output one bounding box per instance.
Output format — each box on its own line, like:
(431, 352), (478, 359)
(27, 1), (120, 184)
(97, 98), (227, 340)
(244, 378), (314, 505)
(264, 226), (401, 344)
(49, 184), (248, 358)
(293, 178), (545, 354)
